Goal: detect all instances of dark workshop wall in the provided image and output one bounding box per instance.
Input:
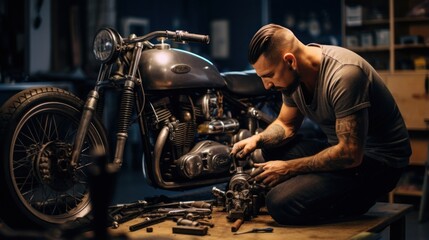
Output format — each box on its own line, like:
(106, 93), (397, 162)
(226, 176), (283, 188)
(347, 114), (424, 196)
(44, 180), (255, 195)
(116, 0), (263, 71)
(115, 0), (341, 72)
(270, 0), (342, 46)
(0, 0), (341, 83)
(201, 0), (263, 71)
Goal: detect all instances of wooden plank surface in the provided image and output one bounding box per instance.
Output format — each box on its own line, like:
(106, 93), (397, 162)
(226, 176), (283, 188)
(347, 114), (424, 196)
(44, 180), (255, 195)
(108, 202), (412, 240)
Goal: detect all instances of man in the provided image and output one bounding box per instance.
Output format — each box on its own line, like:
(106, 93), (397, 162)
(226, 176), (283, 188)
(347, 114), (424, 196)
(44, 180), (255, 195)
(230, 24), (411, 225)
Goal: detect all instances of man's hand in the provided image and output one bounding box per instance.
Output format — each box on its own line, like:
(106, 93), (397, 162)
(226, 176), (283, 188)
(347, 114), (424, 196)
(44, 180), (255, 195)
(253, 161), (294, 187)
(230, 135), (260, 158)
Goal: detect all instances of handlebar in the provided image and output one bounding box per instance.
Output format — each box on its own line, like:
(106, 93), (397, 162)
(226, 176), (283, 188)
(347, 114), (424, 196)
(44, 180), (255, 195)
(126, 30), (210, 44)
(166, 30), (210, 44)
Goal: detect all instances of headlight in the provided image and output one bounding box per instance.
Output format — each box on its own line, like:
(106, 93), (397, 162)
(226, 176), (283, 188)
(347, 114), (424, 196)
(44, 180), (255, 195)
(93, 28), (121, 63)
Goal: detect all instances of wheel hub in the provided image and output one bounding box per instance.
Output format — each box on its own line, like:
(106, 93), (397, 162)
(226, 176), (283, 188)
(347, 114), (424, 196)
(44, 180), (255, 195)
(33, 141), (75, 191)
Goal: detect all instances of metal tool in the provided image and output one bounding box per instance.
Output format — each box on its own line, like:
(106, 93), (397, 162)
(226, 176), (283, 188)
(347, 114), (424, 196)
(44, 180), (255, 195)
(175, 217), (200, 227)
(172, 226), (209, 236)
(233, 227), (274, 235)
(129, 215), (168, 232)
(231, 218), (243, 232)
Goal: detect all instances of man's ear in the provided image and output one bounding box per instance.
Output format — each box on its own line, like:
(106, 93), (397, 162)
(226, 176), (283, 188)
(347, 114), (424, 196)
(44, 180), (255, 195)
(283, 53), (295, 70)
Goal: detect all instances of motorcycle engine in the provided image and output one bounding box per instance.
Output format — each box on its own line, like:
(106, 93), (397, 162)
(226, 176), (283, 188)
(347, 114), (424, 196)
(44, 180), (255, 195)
(176, 140), (231, 179)
(196, 90), (240, 135)
(147, 90), (242, 181)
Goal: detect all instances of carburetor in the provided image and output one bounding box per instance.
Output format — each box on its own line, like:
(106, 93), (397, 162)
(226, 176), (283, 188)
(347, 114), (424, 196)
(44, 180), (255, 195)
(212, 167), (266, 221)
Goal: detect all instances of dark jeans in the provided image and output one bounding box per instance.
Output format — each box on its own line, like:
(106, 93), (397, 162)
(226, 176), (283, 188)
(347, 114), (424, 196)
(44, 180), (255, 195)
(261, 136), (404, 225)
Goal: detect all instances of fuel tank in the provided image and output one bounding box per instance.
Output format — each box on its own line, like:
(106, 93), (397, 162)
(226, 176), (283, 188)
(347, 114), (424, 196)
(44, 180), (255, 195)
(139, 45), (225, 90)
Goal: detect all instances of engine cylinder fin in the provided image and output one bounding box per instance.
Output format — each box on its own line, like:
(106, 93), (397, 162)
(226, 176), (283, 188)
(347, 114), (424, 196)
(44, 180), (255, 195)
(172, 122), (196, 156)
(153, 108), (172, 125)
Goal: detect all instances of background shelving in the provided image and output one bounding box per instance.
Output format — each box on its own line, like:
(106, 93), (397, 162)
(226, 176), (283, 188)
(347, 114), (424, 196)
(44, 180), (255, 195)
(342, 0), (429, 215)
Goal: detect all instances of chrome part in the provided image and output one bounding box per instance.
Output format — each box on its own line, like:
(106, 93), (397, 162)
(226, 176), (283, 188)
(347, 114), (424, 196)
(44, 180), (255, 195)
(176, 140), (231, 179)
(250, 149), (265, 164)
(248, 107), (275, 124)
(71, 90), (99, 167)
(232, 129), (252, 144)
(200, 91), (218, 120)
(93, 28), (121, 63)
(197, 119), (239, 134)
(152, 127), (231, 188)
(155, 43), (171, 50)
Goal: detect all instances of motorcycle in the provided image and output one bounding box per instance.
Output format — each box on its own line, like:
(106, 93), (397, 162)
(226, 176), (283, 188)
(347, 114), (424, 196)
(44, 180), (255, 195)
(0, 28), (280, 229)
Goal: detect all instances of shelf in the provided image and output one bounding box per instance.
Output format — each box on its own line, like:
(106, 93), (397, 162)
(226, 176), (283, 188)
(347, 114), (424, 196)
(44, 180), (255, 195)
(388, 69), (424, 73)
(395, 44), (429, 50)
(346, 19), (390, 27)
(409, 161), (427, 167)
(343, 0), (429, 213)
(392, 188), (422, 197)
(392, 188), (423, 197)
(395, 17), (429, 24)
(348, 46), (390, 52)
(343, 0), (429, 72)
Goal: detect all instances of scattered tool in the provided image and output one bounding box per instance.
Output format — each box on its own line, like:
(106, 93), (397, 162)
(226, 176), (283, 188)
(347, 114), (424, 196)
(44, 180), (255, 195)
(172, 226), (209, 236)
(231, 218), (243, 232)
(108, 199), (213, 229)
(233, 227), (274, 235)
(129, 215), (168, 232)
(197, 220), (215, 228)
(174, 217), (200, 227)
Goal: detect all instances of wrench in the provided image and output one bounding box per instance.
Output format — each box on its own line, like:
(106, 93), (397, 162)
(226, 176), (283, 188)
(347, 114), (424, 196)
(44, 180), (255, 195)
(233, 227), (274, 235)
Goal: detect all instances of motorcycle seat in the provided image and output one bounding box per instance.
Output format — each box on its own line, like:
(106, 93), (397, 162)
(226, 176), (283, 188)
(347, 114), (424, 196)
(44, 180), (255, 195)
(222, 70), (271, 96)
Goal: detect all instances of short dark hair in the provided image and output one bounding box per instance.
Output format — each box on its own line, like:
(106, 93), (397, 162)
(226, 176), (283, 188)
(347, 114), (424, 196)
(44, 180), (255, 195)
(248, 24), (284, 64)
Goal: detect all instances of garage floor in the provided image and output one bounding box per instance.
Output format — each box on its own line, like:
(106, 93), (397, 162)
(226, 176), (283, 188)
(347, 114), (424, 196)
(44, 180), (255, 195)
(111, 168), (429, 240)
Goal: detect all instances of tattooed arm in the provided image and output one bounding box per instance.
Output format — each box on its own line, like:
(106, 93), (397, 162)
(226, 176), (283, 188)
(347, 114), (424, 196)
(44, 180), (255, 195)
(230, 104), (303, 158)
(306, 109), (367, 170)
(254, 108), (368, 187)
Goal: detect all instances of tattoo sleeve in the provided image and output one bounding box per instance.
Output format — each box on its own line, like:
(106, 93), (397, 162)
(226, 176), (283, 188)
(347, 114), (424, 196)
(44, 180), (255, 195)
(304, 110), (367, 172)
(257, 123), (289, 148)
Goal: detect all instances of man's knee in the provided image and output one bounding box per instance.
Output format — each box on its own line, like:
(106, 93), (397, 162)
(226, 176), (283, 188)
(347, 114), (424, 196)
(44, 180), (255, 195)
(265, 189), (312, 225)
(265, 187), (376, 225)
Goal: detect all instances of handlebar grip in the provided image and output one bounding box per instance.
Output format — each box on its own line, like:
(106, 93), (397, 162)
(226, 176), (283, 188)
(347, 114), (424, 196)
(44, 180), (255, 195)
(167, 30), (210, 44)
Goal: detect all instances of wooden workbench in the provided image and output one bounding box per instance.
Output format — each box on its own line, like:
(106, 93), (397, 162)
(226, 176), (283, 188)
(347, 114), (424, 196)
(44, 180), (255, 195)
(108, 202), (412, 240)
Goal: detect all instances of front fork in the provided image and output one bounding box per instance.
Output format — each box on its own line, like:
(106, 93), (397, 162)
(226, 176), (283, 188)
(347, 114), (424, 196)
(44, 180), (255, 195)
(70, 42), (143, 168)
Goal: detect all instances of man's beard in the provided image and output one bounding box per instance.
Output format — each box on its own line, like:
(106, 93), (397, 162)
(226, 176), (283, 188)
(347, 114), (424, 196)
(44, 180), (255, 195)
(278, 70), (301, 97)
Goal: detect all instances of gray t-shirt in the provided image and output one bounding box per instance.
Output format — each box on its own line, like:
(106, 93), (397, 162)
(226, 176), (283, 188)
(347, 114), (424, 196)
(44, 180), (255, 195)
(284, 44), (411, 168)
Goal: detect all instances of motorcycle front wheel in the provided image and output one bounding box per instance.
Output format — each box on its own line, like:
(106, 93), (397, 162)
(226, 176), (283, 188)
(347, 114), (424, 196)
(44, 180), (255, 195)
(0, 87), (109, 229)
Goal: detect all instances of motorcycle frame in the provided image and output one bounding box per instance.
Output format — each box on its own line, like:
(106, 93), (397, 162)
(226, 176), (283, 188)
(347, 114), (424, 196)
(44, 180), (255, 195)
(70, 30), (276, 189)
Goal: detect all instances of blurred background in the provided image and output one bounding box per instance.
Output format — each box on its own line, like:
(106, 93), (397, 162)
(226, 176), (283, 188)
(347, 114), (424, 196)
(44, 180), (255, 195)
(0, 0), (341, 84)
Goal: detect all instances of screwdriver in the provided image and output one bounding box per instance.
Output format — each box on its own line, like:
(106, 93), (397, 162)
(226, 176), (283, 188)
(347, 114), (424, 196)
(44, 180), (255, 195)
(233, 227), (273, 235)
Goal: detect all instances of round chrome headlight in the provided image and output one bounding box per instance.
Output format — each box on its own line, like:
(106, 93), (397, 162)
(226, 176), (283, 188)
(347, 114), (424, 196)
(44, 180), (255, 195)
(93, 28), (121, 63)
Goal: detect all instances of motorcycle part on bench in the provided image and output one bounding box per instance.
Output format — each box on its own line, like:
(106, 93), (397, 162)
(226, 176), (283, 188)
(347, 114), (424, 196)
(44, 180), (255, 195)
(172, 226), (208, 236)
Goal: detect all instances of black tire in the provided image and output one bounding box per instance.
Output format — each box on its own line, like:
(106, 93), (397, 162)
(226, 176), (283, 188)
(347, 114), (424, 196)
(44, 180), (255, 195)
(0, 87), (109, 229)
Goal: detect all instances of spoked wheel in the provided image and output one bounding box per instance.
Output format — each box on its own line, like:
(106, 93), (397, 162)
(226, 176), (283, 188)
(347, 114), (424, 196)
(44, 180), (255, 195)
(0, 87), (108, 229)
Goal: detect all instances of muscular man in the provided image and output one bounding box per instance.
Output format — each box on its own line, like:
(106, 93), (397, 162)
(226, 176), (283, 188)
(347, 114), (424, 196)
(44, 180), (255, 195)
(230, 24), (411, 225)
